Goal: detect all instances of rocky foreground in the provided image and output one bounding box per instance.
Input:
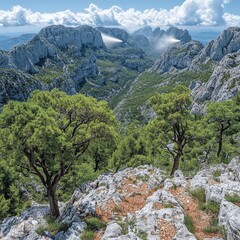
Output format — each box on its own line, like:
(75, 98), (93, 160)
(0, 158), (240, 240)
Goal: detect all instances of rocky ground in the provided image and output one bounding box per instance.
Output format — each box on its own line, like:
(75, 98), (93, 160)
(0, 158), (240, 240)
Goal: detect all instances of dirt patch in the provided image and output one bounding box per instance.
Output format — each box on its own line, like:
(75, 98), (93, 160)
(159, 219), (176, 240)
(234, 202), (240, 207)
(153, 202), (164, 210)
(94, 231), (104, 240)
(208, 178), (220, 185)
(170, 187), (222, 240)
(96, 176), (155, 222)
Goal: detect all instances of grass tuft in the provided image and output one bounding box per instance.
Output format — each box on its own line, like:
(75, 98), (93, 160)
(184, 215), (195, 233)
(225, 193), (240, 203)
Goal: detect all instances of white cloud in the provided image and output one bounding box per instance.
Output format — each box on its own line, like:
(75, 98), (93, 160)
(0, 0), (239, 28)
(223, 13), (240, 26)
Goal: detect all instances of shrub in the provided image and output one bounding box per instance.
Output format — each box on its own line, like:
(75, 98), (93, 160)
(213, 170), (222, 178)
(137, 230), (148, 240)
(81, 230), (95, 240)
(184, 215), (195, 233)
(36, 215), (69, 236)
(199, 201), (220, 214)
(117, 221), (128, 235)
(113, 205), (122, 213)
(164, 203), (175, 208)
(225, 193), (240, 203)
(204, 226), (225, 234)
(189, 188), (206, 204)
(85, 217), (106, 231)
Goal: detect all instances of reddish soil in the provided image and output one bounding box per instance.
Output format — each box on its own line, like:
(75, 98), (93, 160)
(170, 187), (223, 240)
(93, 231), (104, 240)
(159, 219), (177, 240)
(96, 176), (155, 222)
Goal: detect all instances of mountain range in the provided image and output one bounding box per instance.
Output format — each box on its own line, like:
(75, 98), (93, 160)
(0, 25), (239, 122)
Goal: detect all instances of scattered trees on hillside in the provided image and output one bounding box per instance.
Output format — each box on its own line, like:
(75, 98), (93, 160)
(0, 89), (116, 218)
(205, 98), (240, 158)
(0, 160), (30, 221)
(0, 86), (239, 220)
(147, 86), (195, 175)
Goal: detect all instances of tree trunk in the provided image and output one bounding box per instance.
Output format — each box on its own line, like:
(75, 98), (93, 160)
(170, 152), (181, 175)
(217, 129), (223, 157)
(94, 158), (100, 172)
(47, 186), (60, 218)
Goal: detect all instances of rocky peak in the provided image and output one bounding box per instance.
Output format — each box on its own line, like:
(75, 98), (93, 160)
(166, 27), (192, 43)
(152, 40), (203, 74)
(96, 27), (130, 42)
(132, 26), (192, 43)
(152, 27), (166, 39)
(197, 27), (240, 61)
(0, 25), (105, 73)
(132, 26), (153, 38)
(39, 25), (104, 50)
(191, 50), (240, 114)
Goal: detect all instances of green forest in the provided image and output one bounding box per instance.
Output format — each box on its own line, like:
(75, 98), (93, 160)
(0, 86), (239, 219)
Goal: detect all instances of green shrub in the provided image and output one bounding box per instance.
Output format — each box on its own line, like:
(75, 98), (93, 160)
(36, 225), (45, 235)
(189, 188), (206, 204)
(117, 221), (128, 235)
(36, 215), (69, 236)
(0, 195), (10, 221)
(213, 170), (222, 178)
(81, 230), (95, 240)
(137, 230), (148, 240)
(225, 193), (240, 203)
(85, 217), (106, 231)
(164, 203), (175, 208)
(199, 201), (220, 214)
(113, 205), (122, 213)
(204, 226), (224, 234)
(184, 215), (195, 233)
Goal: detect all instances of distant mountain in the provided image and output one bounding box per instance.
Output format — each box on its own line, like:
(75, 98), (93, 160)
(115, 27), (240, 122)
(0, 25), (239, 122)
(133, 26), (192, 43)
(0, 34), (36, 51)
(0, 25), (153, 108)
(0, 36), (9, 42)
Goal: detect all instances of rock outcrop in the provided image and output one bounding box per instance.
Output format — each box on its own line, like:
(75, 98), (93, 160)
(1, 159), (240, 239)
(0, 69), (45, 108)
(191, 50), (240, 113)
(132, 26), (153, 38)
(152, 41), (203, 74)
(166, 27), (192, 43)
(0, 25), (105, 74)
(133, 26), (192, 43)
(195, 27), (240, 62)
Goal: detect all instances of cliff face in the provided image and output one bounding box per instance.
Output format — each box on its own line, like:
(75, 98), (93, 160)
(0, 25), (105, 74)
(151, 41), (203, 74)
(1, 159), (240, 240)
(191, 50), (240, 113)
(197, 27), (240, 62)
(0, 25), (153, 108)
(0, 69), (45, 108)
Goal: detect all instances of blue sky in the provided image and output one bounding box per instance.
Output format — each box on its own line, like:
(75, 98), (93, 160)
(0, 0), (239, 14)
(0, 0), (240, 34)
(0, 0), (188, 12)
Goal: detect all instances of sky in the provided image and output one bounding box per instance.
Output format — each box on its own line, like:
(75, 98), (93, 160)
(0, 0), (240, 34)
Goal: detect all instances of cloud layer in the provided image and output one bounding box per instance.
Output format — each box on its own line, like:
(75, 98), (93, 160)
(0, 0), (239, 28)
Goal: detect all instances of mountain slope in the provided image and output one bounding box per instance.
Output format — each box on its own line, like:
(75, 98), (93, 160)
(115, 27), (240, 122)
(0, 34), (36, 51)
(1, 159), (240, 239)
(0, 25), (153, 108)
